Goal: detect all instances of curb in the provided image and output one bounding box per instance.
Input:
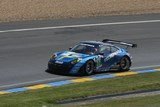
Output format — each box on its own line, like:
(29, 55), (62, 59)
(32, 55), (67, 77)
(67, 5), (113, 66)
(0, 68), (159, 95)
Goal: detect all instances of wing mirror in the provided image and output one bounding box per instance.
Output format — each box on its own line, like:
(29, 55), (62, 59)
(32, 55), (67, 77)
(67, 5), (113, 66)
(69, 47), (72, 50)
(99, 52), (104, 56)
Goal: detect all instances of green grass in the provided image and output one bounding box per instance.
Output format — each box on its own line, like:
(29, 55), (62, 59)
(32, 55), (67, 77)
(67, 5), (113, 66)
(0, 72), (160, 107)
(79, 94), (160, 107)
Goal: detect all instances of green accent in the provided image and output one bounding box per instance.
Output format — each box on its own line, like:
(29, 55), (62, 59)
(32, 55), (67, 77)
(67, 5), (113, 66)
(96, 57), (102, 67)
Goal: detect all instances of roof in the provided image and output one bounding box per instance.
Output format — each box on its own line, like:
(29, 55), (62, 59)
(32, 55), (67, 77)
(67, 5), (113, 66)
(80, 41), (113, 46)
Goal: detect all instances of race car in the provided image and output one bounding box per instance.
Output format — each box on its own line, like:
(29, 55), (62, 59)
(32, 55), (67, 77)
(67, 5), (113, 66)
(47, 39), (137, 75)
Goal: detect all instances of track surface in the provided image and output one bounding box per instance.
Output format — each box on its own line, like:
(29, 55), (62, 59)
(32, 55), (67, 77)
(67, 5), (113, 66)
(0, 14), (160, 90)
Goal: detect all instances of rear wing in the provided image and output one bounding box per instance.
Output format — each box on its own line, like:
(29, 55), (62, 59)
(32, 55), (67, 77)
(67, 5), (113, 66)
(102, 39), (137, 48)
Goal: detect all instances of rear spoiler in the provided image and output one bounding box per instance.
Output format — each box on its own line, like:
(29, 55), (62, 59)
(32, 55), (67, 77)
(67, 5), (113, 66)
(102, 39), (137, 48)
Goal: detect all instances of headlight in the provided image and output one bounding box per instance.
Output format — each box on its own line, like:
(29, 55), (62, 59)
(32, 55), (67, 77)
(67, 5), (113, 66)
(50, 54), (57, 59)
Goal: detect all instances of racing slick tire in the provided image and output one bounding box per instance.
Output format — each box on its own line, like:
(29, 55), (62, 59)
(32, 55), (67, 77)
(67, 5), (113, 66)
(81, 60), (95, 76)
(119, 56), (131, 71)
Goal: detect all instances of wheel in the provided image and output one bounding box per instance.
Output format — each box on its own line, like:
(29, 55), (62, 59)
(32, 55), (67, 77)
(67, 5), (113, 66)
(81, 60), (94, 75)
(119, 56), (131, 71)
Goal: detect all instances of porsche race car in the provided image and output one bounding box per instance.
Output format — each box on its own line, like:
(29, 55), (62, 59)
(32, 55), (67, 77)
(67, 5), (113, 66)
(47, 39), (137, 75)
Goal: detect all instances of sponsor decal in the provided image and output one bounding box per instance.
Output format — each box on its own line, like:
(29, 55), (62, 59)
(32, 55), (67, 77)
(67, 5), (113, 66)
(95, 55), (103, 68)
(104, 51), (119, 62)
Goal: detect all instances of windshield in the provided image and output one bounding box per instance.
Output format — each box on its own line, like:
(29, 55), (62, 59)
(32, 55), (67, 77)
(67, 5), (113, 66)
(71, 44), (98, 55)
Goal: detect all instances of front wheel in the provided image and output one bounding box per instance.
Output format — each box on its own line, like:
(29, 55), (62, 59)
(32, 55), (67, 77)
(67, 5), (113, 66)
(81, 60), (94, 76)
(119, 57), (131, 71)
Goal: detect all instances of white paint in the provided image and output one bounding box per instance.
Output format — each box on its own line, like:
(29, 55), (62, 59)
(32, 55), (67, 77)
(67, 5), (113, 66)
(131, 64), (160, 70)
(1, 20), (160, 33)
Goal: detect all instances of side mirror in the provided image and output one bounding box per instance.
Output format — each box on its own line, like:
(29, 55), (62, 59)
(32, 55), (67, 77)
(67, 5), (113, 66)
(99, 52), (104, 56)
(69, 47), (72, 50)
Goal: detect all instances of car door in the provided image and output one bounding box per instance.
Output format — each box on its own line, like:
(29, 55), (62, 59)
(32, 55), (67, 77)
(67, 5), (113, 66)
(99, 45), (119, 70)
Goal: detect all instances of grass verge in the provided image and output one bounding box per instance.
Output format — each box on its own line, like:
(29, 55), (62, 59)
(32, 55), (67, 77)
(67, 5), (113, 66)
(77, 94), (160, 107)
(0, 72), (160, 107)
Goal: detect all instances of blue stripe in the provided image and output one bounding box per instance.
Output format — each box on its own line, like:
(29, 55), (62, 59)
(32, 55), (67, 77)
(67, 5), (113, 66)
(6, 87), (28, 93)
(91, 74), (115, 80)
(47, 80), (73, 86)
(136, 69), (156, 73)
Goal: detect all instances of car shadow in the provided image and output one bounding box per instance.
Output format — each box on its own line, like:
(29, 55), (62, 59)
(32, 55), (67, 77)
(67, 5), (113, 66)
(45, 69), (83, 77)
(45, 69), (128, 77)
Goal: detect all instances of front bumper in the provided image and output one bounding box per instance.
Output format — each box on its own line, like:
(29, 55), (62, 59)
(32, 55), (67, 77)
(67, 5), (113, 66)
(48, 62), (74, 74)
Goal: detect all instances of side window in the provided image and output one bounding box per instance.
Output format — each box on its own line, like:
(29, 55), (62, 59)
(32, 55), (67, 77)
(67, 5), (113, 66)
(111, 46), (119, 53)
(75, 45), (84, 50)
(99, 46), (111, 55)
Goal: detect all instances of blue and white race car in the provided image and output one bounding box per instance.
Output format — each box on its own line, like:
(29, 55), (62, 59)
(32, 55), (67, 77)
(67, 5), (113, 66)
(47, 39), (137, 75)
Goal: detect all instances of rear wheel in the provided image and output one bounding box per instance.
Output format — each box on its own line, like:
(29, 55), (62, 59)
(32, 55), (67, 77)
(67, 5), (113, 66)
(119, 56), (131, 71)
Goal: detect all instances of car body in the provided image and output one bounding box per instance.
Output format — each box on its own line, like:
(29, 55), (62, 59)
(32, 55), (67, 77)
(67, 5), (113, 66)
(47, 39), (137, 75)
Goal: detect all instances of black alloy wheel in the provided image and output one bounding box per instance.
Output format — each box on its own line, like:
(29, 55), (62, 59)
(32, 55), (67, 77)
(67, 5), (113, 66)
(119, 57), (131, 71)
(84, 60), (94, 75)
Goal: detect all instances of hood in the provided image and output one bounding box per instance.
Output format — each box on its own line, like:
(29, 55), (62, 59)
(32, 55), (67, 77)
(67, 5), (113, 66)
(55, 51), (91, 63)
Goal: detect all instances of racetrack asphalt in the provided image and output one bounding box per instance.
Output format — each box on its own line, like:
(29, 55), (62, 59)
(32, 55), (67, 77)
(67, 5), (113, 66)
(0, 14), (160, 90)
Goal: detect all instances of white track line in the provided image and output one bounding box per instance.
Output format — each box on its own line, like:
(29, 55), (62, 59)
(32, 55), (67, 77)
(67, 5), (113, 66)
(0, 64), (160, 89)
(1, 19), (160, 33)
(0, 76), (69, 89)
(131, 64), (160, 70)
